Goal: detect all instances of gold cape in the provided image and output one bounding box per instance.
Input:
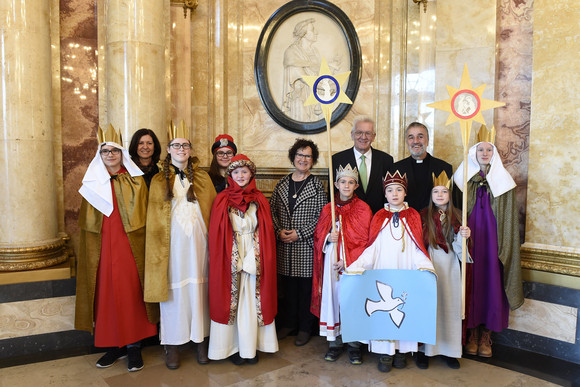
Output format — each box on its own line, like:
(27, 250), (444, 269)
(75, 173), (159, 333)
(144, 158), (216, 302)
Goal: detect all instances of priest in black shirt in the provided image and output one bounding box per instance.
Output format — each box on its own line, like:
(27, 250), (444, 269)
(391, 122), (453, 211)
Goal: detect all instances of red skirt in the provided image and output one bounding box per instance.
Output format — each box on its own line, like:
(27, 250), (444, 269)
(94, 187), (156, 347)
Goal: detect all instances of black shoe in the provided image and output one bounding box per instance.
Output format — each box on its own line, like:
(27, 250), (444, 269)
(230, 353), (245, 366)
(295, 331), (311, 346)
(324, 346), (343, 362)
(415, 352), (429, 369)
(246, 354), (259, 364)
(378, 355), (393, 373)
(96, 347), (127, 368)
(444, 356), (460, 369)
(277, 327), (296, 340)
(393, 352), (407, 369)
(127, 346), (144, 372)
(347, 347), (362, 365)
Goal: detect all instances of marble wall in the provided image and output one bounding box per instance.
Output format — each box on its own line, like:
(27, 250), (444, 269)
(60, 0), (99, 254)
(526, 0), (580, 251)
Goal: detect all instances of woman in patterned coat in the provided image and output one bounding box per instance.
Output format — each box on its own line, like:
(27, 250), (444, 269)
(270, 138), (327, 346)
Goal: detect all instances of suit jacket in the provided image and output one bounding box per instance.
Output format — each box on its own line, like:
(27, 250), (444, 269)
(392, 153), (453, 211)
(332, 147), (394, 214)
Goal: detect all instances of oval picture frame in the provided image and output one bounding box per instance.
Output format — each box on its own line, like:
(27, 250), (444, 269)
(254, 0), (362, 134)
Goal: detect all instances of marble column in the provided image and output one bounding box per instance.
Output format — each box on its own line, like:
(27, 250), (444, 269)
(0, 1), (68, 270)
(99, 0), (168, 146)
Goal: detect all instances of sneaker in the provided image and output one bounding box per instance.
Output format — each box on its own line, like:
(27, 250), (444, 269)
(393, 352), (407, 369)
(127, 346), (144, 372)
(444, 356), (460, 369)
(414, 351), (428, 369)
(347, 347), (362, 365)
(377, 355), (393, 373)
(324, 346), (343, 362)
(295, 331), (311, 346)
(96, 347), (127, 368)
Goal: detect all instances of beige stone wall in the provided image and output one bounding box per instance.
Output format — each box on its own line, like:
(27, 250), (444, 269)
(525, 0), (580, 253)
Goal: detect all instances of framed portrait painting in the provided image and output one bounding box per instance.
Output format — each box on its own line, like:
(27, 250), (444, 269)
(255, 0), (362, 134)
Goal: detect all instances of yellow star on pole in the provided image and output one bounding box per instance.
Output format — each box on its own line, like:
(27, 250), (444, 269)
(303, 57), (352, 125)
(427, 64), (505, 148)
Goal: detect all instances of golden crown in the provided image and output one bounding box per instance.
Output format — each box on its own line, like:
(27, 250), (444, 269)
(167, 119), (189, 141)
(432, 171), (452, 189)
(336, 163), (359, 183)
(476, 124), (496, 144)
(97, 124), (122, 145)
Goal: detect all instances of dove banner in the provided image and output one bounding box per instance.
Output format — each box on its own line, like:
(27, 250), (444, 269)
(339, 269), (437, 344)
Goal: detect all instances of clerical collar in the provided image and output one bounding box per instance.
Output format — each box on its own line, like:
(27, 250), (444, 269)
(415, 159), (423, 164)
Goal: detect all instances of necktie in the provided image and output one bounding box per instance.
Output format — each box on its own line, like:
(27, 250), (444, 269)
(359, 155), (368, 192)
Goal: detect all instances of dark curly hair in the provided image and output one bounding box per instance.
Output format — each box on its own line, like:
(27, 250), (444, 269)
(128, 128), (161, 166)
(288, 138), (319, 166)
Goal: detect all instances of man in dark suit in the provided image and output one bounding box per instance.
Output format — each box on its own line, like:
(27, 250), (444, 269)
(392, 122), (453, 211)
(332, 117), (394, 214)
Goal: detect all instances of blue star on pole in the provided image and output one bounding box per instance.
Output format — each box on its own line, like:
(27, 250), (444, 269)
(303, 57), (352, 125)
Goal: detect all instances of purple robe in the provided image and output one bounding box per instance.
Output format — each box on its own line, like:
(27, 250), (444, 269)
(466, 174), (510, 332)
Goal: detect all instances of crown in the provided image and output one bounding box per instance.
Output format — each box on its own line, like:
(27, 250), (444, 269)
(227, 154), (256, 176)
(167, 119), (189, 141)
(432, 171), (452, 189)
(383, 170), (407, 191)
(335, 163), (359, 183)
(476, 124), (496, 144)
(97, 124), (122, 145)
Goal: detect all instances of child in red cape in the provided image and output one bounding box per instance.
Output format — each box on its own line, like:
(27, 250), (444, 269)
(347, 170), (435, 373)
(311, 164), (372, 365)
(208, 155), (278, 365)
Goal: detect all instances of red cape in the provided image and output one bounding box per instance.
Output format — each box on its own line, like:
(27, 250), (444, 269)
(208, 176), (277, 325)
(310, 196), (372, 317)
(367, 205), (430, 259)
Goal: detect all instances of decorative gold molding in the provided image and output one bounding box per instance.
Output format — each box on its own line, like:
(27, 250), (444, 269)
(521, 245), (580, 277)
(171, 0), (199, 18)
(0, 235), (71, 272)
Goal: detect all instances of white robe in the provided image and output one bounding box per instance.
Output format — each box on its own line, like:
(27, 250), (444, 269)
(348, 204), (434, 355)
(319, 231), (342, 340)
(423, 233), (467, 358)
(208, 203), (279, 360)
(160, 176), (210, 345)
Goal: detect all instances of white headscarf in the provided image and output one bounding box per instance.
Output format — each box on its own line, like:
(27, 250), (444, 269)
(78, 141), (143, 216)
(453, 141), (516, 197)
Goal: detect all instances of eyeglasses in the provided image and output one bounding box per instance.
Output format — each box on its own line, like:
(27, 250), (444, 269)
(169, 143), (191, 150)
(354, 131), (375, 138)
(295, 153), (312, 159)
(100, 148), (121, 156)
(216, 151), (234, 158)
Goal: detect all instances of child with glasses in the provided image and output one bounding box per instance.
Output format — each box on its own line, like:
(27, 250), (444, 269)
(208, 134), (238, 193)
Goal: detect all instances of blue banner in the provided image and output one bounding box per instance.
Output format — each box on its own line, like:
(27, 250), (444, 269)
(339, 269), (437, 344)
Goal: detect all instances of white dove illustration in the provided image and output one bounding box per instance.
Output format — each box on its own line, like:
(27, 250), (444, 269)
(365, 281), (406, 328)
